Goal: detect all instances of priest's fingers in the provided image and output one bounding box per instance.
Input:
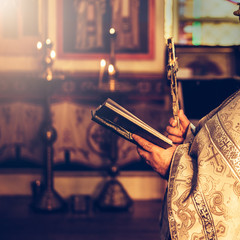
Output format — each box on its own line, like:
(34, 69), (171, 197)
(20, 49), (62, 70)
(169, 117), (177, 128)
(132, 134), (155, 152)
(169, 110), (190, 132)
(167, 134), (184, 144)
(178, 109), (190, 131)
(166, 125), (183, 137)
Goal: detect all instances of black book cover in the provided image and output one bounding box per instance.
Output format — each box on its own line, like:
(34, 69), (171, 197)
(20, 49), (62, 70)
(91, 98), (172, 149)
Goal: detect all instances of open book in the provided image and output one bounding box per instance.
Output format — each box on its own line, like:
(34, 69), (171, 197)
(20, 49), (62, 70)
(91, 98), (172, 149)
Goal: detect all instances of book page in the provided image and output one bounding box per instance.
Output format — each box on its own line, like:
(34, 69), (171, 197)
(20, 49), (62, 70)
(106, 99), (146, 125)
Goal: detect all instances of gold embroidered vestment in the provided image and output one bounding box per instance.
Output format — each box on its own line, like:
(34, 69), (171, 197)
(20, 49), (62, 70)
(162, 90), (240, 239)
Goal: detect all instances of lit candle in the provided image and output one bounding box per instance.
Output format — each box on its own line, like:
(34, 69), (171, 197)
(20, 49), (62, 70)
(99, 59), (106, 88)
(45, 38), (53, 49)
(108, 64), (116, 76)
(50, 50), (56, 59)
(37, 41), (42, 50)
(109, 27), (116, 36)
(108, 64), (116, 92)
(46, 38), (51, 45)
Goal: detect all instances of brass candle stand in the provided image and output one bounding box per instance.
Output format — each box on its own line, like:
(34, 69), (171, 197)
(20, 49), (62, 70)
(32, 39), (66, 212)
(94, 131), (133, 211)
(98, 28), (119, 92)
(95, 28), (133, 211)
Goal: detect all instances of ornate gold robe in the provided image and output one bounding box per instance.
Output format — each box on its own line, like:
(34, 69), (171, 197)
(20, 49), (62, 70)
(160, 89), (240, 239)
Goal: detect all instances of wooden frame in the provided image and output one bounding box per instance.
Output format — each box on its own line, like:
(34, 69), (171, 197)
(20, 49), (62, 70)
(48, 0), (165, 74)
(57, 0), (155, 60)
(175, 45), (236, 79)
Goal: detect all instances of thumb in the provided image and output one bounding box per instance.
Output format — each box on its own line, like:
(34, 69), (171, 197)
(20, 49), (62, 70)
(178, 109), (190, 131)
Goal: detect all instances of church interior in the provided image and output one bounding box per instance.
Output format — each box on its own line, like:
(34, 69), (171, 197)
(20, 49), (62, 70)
(0, 0), (239, 239)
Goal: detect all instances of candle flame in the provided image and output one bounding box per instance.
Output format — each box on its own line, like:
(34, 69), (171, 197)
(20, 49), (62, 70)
(50, 50), (56, 59)
(46, 38), (52, 45)
(100, 59), (106, 68)
(37, 41), (42, 50)
(109, 28), (116, 35)
(108, 64), (115, 75)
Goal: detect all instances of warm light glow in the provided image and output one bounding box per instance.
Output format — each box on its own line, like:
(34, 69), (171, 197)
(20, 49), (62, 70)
(108, 64), (115, 75)
(50, 50), (56, 59)
(46, 72), (53, 81)
(99, 59), (106, 88)
(45, 56), (52, 64)
(46, 130), (52, 139)
(100, 59), (106, 68)
(46, 38), (52, 45)
(37, 41), (42, 50)
(109, 28), (116, 35)
(109, 79), (115, 92)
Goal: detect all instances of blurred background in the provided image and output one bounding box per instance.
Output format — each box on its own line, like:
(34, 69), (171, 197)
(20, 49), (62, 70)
(0, 0), (239, 239)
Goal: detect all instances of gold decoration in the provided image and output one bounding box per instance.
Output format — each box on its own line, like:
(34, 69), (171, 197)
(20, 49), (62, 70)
(37, 38), (56, 81)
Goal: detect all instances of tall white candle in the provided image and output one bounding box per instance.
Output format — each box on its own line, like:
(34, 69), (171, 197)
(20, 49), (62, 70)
(108, 64), (116, 92)
(99, 59), (106, 88)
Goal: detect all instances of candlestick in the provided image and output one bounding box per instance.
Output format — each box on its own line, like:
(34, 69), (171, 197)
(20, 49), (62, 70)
(99, 59), (106, 88)
(34, 39), (66, 213)
(109, 28), (117, 66)
(108, 64), (116, 92)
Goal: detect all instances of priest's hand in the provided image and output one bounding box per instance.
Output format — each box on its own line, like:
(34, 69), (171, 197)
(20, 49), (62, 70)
(132, 134), (176, 179)
(166, 109), (190, 144)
